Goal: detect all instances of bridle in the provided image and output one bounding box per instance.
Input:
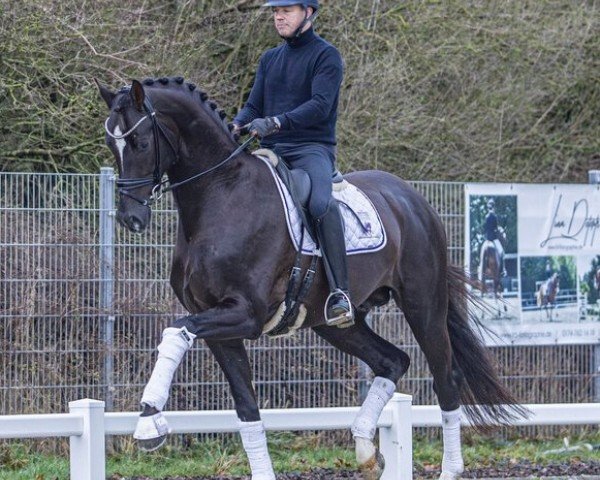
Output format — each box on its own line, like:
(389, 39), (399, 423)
(104, 93), (254, 207)
(105, 95), (179, 206)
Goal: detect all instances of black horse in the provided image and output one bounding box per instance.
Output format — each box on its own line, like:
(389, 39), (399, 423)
(97, 78), (524, 480)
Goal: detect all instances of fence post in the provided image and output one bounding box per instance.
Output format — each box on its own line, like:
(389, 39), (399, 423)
(589, 170), (600, 402)
(69, 399), (106, 480)
(380, 393), (413, 480)
(100, 167), (116, 412)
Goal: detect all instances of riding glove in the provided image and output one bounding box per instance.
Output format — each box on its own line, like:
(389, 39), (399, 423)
(249, 117), (280, 138)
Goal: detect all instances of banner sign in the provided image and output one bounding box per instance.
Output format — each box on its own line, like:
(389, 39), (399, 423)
(465, 183), (600, 346)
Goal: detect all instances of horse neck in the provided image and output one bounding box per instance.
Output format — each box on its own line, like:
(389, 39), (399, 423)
(155, 93), (264, 232)
(171, 149), (266, 241)
(157, 92), (238, 178)
(155, 90), (249, 207)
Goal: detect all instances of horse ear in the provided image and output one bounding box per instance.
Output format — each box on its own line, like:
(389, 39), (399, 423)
(94, 79), (116, 109)
(130, 79), (145, 112)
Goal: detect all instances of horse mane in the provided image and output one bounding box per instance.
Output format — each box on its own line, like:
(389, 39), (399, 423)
(119, 77), (237, 142)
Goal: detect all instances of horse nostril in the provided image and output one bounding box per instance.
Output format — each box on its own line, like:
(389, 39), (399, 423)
(128, 215), (144, 233)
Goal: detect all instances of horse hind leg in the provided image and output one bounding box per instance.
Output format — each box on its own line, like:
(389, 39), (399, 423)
(393, 277), (464, 480)
(313, 297), (410, 480)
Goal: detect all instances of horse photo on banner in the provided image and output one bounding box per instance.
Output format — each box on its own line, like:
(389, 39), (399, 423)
(465, 183), (600, 346)
(467, 193), (519, 322)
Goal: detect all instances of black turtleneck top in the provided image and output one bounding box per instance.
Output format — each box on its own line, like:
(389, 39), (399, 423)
(234, 28), (343, 147)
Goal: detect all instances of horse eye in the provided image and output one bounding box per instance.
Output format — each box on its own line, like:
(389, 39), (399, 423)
(140, 140), (150, 149)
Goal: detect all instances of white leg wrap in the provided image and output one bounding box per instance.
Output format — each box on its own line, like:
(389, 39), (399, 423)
(238, 420), (275, 480)
(133, 411), (171, 440)
(355, 436), (377, 465)
(351, 376), (396, 440)
(440, 408), (464, 479)
(140, 327), (196, 411)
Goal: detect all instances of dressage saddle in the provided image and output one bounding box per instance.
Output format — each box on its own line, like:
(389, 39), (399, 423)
(253, 148), (344, 241)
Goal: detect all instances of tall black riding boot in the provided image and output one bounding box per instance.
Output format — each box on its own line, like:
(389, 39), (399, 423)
(315, 201), (354, 327)
(500, 255), (507, 277)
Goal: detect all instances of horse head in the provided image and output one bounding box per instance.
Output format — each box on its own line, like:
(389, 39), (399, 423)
(96, 79), (181, 232)
(97, 77), (242, 233)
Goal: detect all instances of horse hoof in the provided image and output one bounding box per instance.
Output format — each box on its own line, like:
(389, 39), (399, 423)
(439, 471), (462, 480)
(358, 449), (385, 480)
(439, 473), (460, 480)
(137, 434), (167, 452)
(133, 411), (171, 452)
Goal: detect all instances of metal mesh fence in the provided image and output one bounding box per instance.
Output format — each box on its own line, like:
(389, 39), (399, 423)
(1, 170), (598, 437)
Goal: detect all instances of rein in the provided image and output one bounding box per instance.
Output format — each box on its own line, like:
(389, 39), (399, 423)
(104, 94), (254, 206)
(163, 136), (255, 194)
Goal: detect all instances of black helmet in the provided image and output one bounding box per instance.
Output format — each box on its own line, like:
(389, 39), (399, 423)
(263, 0), (319, 10)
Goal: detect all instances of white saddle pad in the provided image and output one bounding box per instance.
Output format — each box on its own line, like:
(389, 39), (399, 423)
(255, 155), (387, 256)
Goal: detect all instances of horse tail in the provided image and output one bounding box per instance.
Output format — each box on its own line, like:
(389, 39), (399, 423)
(446, 265), (528, 430)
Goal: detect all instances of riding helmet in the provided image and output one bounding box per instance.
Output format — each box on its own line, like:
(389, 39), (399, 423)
(263, 0), (319, 10)
(487, 198), (495, 208)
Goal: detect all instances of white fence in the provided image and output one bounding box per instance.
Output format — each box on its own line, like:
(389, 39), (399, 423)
(1, 395), (599, 480)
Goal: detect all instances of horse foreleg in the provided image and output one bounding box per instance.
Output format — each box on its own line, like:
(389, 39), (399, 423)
(207, 339), (275, 480)
(134, 326), (196, 451)
(134, 297), (264, 453)
(313, 313), (410, 480)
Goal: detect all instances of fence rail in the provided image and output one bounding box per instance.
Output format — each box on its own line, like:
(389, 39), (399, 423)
(1, 397), (599, 480)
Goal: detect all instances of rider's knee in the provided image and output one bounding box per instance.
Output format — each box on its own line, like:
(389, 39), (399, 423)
(310, 198), (330, 220)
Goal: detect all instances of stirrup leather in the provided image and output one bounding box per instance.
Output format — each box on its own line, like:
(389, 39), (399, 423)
(324, 289), (354, 328)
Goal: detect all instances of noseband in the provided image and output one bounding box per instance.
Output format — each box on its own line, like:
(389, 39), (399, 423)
(104, 93), (255, 207)
(104, 95), (178, 206)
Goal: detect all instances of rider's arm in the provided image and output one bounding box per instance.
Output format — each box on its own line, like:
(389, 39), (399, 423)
(233, 55), (267, 127)
(275, 47), (343, 130)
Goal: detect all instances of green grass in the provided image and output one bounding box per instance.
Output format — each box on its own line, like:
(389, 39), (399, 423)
(0, 432), (598, 479)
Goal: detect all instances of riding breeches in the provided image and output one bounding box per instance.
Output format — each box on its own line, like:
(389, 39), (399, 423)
(493, 239), (504, 257)
(273, 143), (336, 220)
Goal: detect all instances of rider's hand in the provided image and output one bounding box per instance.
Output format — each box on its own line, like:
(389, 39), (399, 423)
(249, 117), (280, 138)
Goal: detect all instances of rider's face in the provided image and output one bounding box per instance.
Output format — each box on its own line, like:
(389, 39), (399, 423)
(272, 6), (310, 38)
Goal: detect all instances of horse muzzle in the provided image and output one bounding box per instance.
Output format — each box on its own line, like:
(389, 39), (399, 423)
(117, 208), (150, 233)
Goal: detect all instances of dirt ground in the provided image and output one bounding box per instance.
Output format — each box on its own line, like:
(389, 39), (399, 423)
(112, 460), (600, 479)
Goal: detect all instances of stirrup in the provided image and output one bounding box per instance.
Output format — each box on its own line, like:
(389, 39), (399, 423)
(324, 290), (354, 328)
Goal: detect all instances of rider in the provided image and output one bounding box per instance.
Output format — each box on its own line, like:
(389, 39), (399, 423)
(545, 259), (553, 278)
(481, 198), (506, 277)
(232, 0), (353, 326)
